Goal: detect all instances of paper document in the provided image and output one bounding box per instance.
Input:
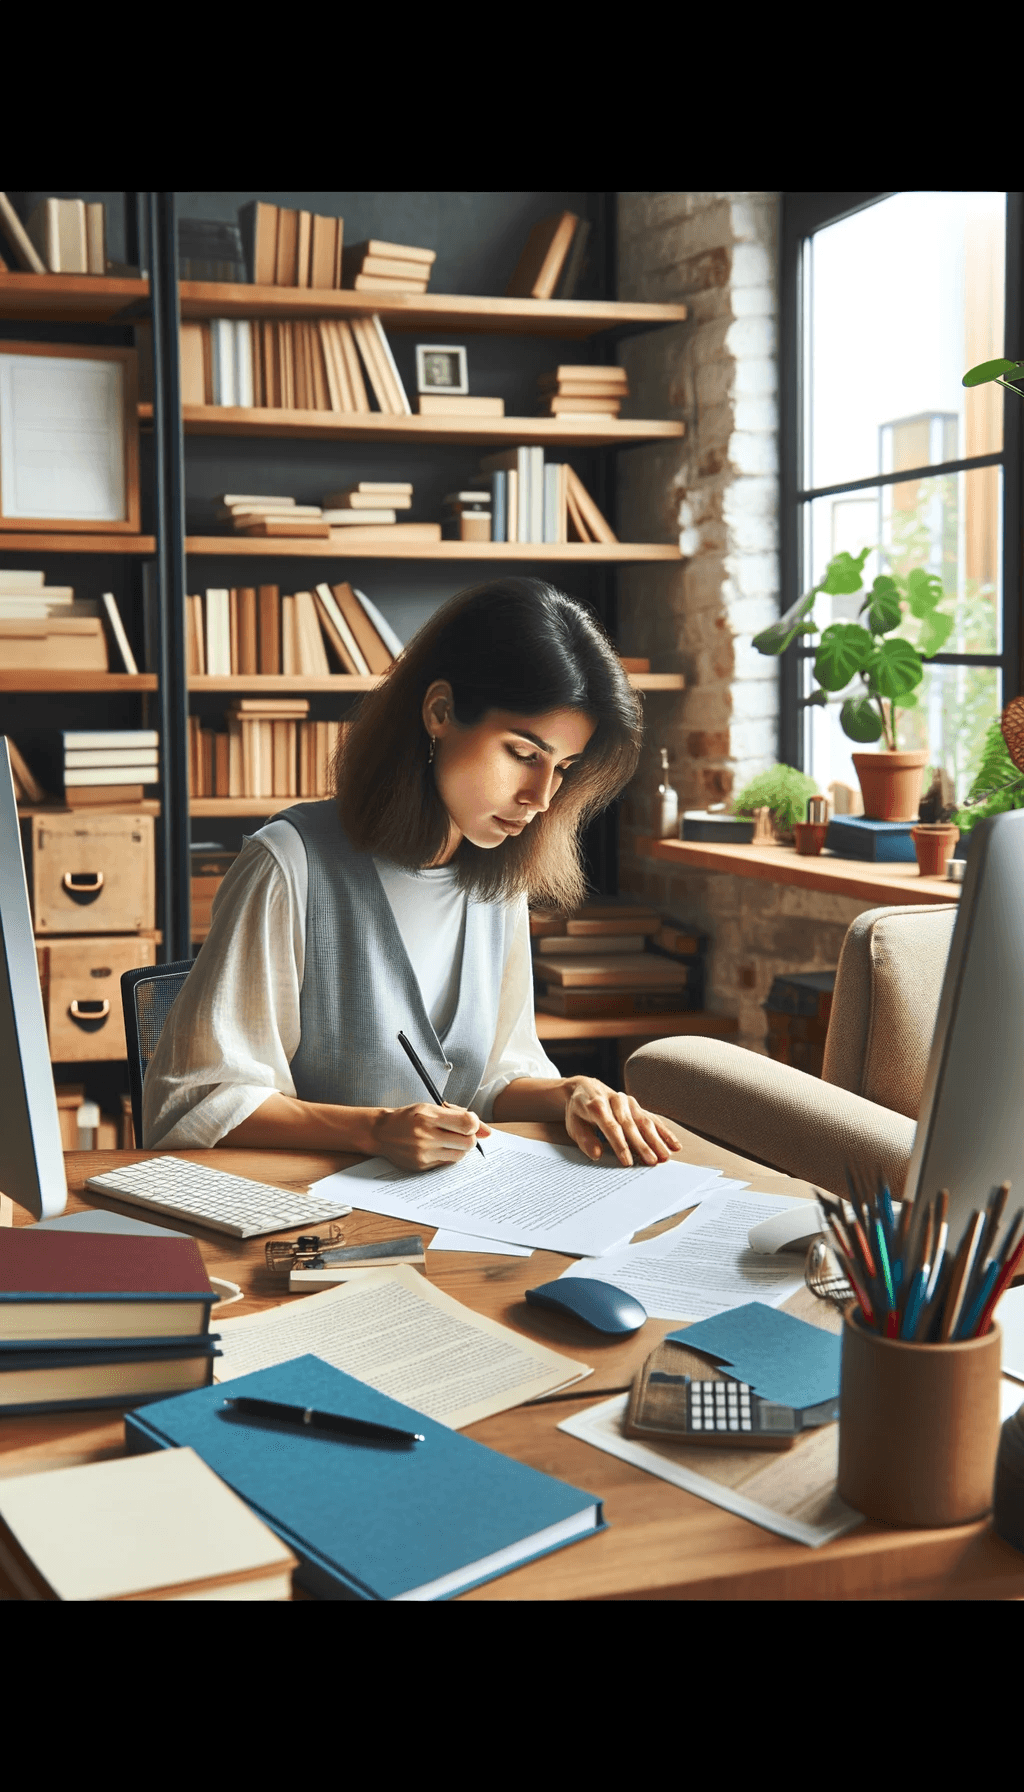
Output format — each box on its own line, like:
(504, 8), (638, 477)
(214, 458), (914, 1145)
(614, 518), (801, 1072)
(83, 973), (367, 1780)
(215, 1266), (591, 1428)
(558, 1192), (811, 1319)
(669, 1302), (841, 1409)
(429, 1231), (533, 1257)
(560, 1394), (862, 1550)
(313, 1130), (725, 1258)
(0, 353), (127, 522)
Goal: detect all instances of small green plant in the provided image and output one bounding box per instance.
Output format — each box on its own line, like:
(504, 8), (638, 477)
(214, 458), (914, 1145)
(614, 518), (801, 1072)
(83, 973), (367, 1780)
(752, 549), (953, 750)
(962, 357), (1024, 398)
(954, 718), (1024, 833)
(733, 765), (818, 832)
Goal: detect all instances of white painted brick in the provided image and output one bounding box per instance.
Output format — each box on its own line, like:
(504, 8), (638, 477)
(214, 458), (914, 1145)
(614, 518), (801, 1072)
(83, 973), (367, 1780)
(734, 396), (778, 432)
(726, 315), (776, 360)
(729, 430), (778, 476)
(733, 355), (777, 398)
(724, 474), (777, 521)
(729, 554), (780, 600)
(679, 526), (701, 557)
(731, 718), (778, 760)
(731, 284), (775, 319)
(730, 241), (773, 289)
(726, 593), (779, 634)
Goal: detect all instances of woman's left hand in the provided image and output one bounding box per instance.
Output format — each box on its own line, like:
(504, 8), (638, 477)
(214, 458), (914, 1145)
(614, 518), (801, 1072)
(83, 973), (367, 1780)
(563, 1077), (680, 1167)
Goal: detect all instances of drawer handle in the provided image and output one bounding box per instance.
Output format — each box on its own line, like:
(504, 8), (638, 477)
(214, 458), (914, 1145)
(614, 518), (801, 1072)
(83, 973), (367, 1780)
(62, 871), (104, 904)
(68, 998), (110, 1024)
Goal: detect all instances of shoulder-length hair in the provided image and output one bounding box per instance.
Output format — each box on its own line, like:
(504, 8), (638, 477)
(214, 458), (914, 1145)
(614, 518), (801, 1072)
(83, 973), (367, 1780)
(336, 578), (642, 908)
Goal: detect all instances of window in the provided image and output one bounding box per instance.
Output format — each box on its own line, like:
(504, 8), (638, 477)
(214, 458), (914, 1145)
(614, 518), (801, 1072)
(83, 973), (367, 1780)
(779, 192), (1023, 798)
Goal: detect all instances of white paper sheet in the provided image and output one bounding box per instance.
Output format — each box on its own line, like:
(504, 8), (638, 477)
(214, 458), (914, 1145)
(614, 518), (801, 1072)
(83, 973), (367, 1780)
(429, 1230), (533, 1257)
(557, 1191), (812, 1319)
(999, 1285), (1024, 1385)
(311, 1130), (726, 1258)
(0, 353), (126, 522)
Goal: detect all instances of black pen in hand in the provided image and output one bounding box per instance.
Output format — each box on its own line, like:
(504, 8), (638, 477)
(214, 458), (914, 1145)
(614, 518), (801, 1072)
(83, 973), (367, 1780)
(222, 1396), (424, 1446)
(397, 1030), (486, 1157)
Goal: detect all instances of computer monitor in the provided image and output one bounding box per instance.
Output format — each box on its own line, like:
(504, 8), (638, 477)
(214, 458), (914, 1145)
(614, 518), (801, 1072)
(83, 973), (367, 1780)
(0, 738), (66, 1219)
(905, 804), (1024, 1259)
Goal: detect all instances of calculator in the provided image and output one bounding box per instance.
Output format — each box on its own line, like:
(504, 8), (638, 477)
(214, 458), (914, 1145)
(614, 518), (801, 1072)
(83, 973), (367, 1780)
(627, 1369), (838, 1451)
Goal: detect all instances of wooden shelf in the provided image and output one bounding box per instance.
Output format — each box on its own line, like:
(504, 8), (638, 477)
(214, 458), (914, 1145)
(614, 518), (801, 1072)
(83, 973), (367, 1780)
(0, 534), (156, 556)
(0, 672), (157, 693)
(638, 837), (961, 907)
(189, 796), (307, 817)
(535, 1011), (738, 1042)
(19, 800), (160, 816)
(184, 536), (682, 563)
(178, 282), (687, 339)
(167, 406), (683, 448)
(189, 672), (683, 695)
(0, 271), (148, 322)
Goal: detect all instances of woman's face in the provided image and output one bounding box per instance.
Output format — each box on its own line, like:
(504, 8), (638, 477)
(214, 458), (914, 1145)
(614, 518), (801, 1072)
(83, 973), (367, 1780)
(424, 685), (596, 854)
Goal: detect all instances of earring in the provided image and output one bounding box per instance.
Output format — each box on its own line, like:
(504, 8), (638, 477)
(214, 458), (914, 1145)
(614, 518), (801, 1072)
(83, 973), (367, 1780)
(428, 735), (436, 764)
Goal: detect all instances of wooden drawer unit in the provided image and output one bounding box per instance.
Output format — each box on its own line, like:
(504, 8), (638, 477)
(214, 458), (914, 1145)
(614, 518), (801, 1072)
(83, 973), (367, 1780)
(25, 812), (155, 934)
(36, 936), (157, 1062)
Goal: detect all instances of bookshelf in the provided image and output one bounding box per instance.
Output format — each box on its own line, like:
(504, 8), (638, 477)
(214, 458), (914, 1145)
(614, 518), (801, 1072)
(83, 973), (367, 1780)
(0, 271), (148, 323)
(177, 281), (687, 338)
(183, 538), (681, 563)
(0, 673), (157, 693)
(188, 672), (684, 694)
(0, 534), (156, 555)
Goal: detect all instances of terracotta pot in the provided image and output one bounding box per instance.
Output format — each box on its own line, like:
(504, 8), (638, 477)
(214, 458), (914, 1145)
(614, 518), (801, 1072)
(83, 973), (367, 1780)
(852, 750), (929, 821)
(793, 822), (828, 856)
(911, 823), (960, 877)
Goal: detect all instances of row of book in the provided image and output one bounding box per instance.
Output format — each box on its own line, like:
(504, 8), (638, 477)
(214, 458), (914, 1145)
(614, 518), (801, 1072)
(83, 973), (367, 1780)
(538, 364), (628, 418)
(454, 452), (617, 545)
(188, 703), (347, 800)
(186, 582), (400, 679)
(219, 484), (420, 540)
(507, 211), (592, 301)
(531, 900), (706, 1018)
(0, 573), (138, 674)
(184, 311), (418, 417)
(242, 199), (435, 297)
(0, 193), (112, 275)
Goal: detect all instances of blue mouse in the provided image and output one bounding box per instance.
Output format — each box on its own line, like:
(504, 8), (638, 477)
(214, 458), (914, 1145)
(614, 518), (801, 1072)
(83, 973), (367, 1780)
(524, 1277), (647, 1336)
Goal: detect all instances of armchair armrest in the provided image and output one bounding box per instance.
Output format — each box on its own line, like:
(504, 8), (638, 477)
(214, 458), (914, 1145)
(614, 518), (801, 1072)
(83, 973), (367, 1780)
(625, 1037), (915, 1198)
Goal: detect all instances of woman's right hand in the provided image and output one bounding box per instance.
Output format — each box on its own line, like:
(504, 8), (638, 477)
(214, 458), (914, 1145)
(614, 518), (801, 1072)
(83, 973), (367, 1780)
(371, 1102), (491, 1171)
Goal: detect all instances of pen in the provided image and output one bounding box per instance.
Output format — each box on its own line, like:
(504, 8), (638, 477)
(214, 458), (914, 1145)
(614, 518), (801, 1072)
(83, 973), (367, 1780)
(962, 1182), (1010, 1321)
(938, 1210), (985, 1341)
(223, 1396), (425, 1446)
(973, 1218), (1024, 1338)
(397, 1029), (486, 1158)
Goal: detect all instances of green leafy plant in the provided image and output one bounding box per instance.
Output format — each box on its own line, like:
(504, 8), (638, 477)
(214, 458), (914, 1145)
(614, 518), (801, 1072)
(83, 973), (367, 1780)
(962, 358), (1024, 398)
(753, 549), (954, 750)
(732, 765), (818, 832)
(954, 718), (1024, 833)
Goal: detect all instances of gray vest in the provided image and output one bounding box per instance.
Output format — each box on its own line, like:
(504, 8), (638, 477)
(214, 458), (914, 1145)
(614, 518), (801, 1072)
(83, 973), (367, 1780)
(277, 801), (516, 1110)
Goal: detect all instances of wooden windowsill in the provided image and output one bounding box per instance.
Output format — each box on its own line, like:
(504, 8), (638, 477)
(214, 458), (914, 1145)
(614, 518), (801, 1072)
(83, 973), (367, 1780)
(638, 837), (961, 906)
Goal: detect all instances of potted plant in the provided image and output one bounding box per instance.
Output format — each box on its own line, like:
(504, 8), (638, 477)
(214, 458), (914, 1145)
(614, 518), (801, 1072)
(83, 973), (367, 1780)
(752, 548), (953, 821)
(732, 765), (819, 844)
(911, 770), (959, 876)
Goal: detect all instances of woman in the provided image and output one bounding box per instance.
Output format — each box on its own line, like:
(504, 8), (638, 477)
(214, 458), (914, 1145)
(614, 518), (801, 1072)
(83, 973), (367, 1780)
(144, 578), (679, 1172)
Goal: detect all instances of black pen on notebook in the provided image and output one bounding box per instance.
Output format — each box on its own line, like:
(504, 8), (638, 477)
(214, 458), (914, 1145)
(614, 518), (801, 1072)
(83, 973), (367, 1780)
(397, 1029), (486, 1157)
(223, 1396), (424, 1446)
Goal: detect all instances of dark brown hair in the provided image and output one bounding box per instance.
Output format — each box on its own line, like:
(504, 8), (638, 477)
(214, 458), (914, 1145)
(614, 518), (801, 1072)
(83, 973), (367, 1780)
(336, 578), (642, 907)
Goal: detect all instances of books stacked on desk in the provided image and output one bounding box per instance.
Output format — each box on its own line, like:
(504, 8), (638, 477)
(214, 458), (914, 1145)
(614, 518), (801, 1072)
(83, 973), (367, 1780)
(341, 238), (435, 293)
(61, 730), (159, 808)
(472, 453), (616, 545)
(532, 901), (705, 1018)
(0, 1229), (219, 1416)
(763, 970), (836, 1077)
(188, 707), (346, 800)
(538, 364), (629, 417)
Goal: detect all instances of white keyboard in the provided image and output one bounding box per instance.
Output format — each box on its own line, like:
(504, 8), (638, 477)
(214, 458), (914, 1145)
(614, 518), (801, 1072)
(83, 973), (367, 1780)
(85, 1155), (352, 1240)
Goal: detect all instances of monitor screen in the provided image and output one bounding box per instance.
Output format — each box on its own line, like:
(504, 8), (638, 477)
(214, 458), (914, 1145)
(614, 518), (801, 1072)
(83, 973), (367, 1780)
(0, 739), (66, 1218)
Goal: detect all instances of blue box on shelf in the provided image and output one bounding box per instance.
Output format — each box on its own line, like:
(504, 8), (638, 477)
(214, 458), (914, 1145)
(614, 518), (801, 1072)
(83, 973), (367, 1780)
(824, 817), (916, 862)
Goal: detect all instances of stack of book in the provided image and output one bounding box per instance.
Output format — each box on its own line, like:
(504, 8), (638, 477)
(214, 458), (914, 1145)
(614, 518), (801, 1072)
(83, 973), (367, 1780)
(23, 196), (106, 274)
(321, 481), (440, 544)
(220, 495), (330, 540)
(472, 452), (616, 545)
(240, 200), (343, 289)
(341, 239), (435, 293)
(181, 312), (415, 418)
(191, 845), (238, 940)
(185, 583), (402, 678)
(188, 707), (346, 801)
(763, 971), (836, 1077)
(538, 364), (629, 417)
(506, 212), (592, 300)
(0, 573), (137, 673)
(532, 902), (706, 1019)
(0, 1228), (220, 1417)
(61, 730), (159, 808)
(442, 491), (492, 542)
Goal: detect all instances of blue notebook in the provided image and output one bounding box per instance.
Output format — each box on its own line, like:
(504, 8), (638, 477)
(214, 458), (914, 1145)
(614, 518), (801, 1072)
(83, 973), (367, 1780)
(125, 1355), (606, 1601)
(824, 817), (916, 862)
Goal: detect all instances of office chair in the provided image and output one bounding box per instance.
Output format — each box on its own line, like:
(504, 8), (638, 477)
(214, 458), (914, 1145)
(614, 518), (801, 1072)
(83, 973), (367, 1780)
(625, 904), (959, 1198)
(121, 960), (195, 1148)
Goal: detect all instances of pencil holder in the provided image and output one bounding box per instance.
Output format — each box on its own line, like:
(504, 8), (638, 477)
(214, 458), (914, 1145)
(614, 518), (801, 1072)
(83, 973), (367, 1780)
(837, 1308), (1002, 1527)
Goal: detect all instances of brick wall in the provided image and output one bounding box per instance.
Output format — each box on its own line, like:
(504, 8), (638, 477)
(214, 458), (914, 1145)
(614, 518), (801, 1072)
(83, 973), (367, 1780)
(614, 193), (876, 1049)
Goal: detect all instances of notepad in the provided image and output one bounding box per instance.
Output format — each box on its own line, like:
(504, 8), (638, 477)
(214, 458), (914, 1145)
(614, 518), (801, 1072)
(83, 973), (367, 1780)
(214, 1266), (590, 1426)
(667, 1303), (842, 1410)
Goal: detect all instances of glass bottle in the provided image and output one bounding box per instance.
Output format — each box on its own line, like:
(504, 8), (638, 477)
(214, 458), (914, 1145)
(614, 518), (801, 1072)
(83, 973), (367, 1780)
(656, 748), (679, 838)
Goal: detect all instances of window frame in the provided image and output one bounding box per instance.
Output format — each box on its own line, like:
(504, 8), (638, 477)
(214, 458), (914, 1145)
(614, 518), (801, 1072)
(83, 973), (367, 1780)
(778, 190), (1024, 769)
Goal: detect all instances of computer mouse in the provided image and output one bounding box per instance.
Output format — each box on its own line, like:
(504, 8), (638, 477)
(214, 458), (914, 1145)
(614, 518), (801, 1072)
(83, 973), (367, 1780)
(747, 1205), (823, 1254)
(524, 1277), (647, 1335)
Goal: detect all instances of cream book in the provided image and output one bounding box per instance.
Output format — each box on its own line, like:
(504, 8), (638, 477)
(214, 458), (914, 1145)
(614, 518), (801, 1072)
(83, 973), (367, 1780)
(0, 1447), (296, 1600)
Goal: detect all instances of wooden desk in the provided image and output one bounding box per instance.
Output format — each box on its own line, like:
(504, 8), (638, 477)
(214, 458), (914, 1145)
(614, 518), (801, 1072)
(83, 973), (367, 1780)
(639, 837), (961, 908)
(3, 1126), (1023, 1601)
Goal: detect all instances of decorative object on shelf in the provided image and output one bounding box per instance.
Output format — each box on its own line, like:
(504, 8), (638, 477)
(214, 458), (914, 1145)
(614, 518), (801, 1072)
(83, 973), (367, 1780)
(910, 822), (960, 877)
(753, 546), (954, 818)
(342, 239), (434, 294)
(537, 364), (628, 418)
(416, 344), (468, 395)
(732, 765), (819, 844)
(654, 748), (678, 839)
(0, 342), (139, 532)
(793, 821), (828, 856)
(506, 212), (581, 300)
(680, 808), (755, 844)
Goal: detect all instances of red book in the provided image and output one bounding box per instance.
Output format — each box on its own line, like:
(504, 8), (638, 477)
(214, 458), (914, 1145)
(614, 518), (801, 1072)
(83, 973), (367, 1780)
(0, 1232), (214, 1342)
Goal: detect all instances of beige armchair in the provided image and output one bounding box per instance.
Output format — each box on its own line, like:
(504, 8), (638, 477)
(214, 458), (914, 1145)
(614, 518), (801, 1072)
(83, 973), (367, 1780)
(625, 904), (959, 1198)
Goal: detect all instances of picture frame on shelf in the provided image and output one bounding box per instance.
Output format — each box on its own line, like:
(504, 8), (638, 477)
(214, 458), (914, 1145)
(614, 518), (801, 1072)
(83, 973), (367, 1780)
(0, 342), (140, 533)
(415, 344), (468, 396)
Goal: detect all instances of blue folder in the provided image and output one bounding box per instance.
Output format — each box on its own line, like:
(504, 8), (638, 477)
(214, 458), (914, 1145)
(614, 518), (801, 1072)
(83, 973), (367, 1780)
(125, 1355), (606, 1601)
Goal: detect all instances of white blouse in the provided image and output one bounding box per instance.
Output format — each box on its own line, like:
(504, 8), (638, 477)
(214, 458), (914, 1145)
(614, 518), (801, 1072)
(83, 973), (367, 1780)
(142, 819), (560, 1149)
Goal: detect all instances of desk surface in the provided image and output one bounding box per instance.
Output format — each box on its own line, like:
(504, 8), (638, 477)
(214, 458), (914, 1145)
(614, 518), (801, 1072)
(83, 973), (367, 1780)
(639, 837), (962, 907)
(4, 1124), (1023, 1601)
